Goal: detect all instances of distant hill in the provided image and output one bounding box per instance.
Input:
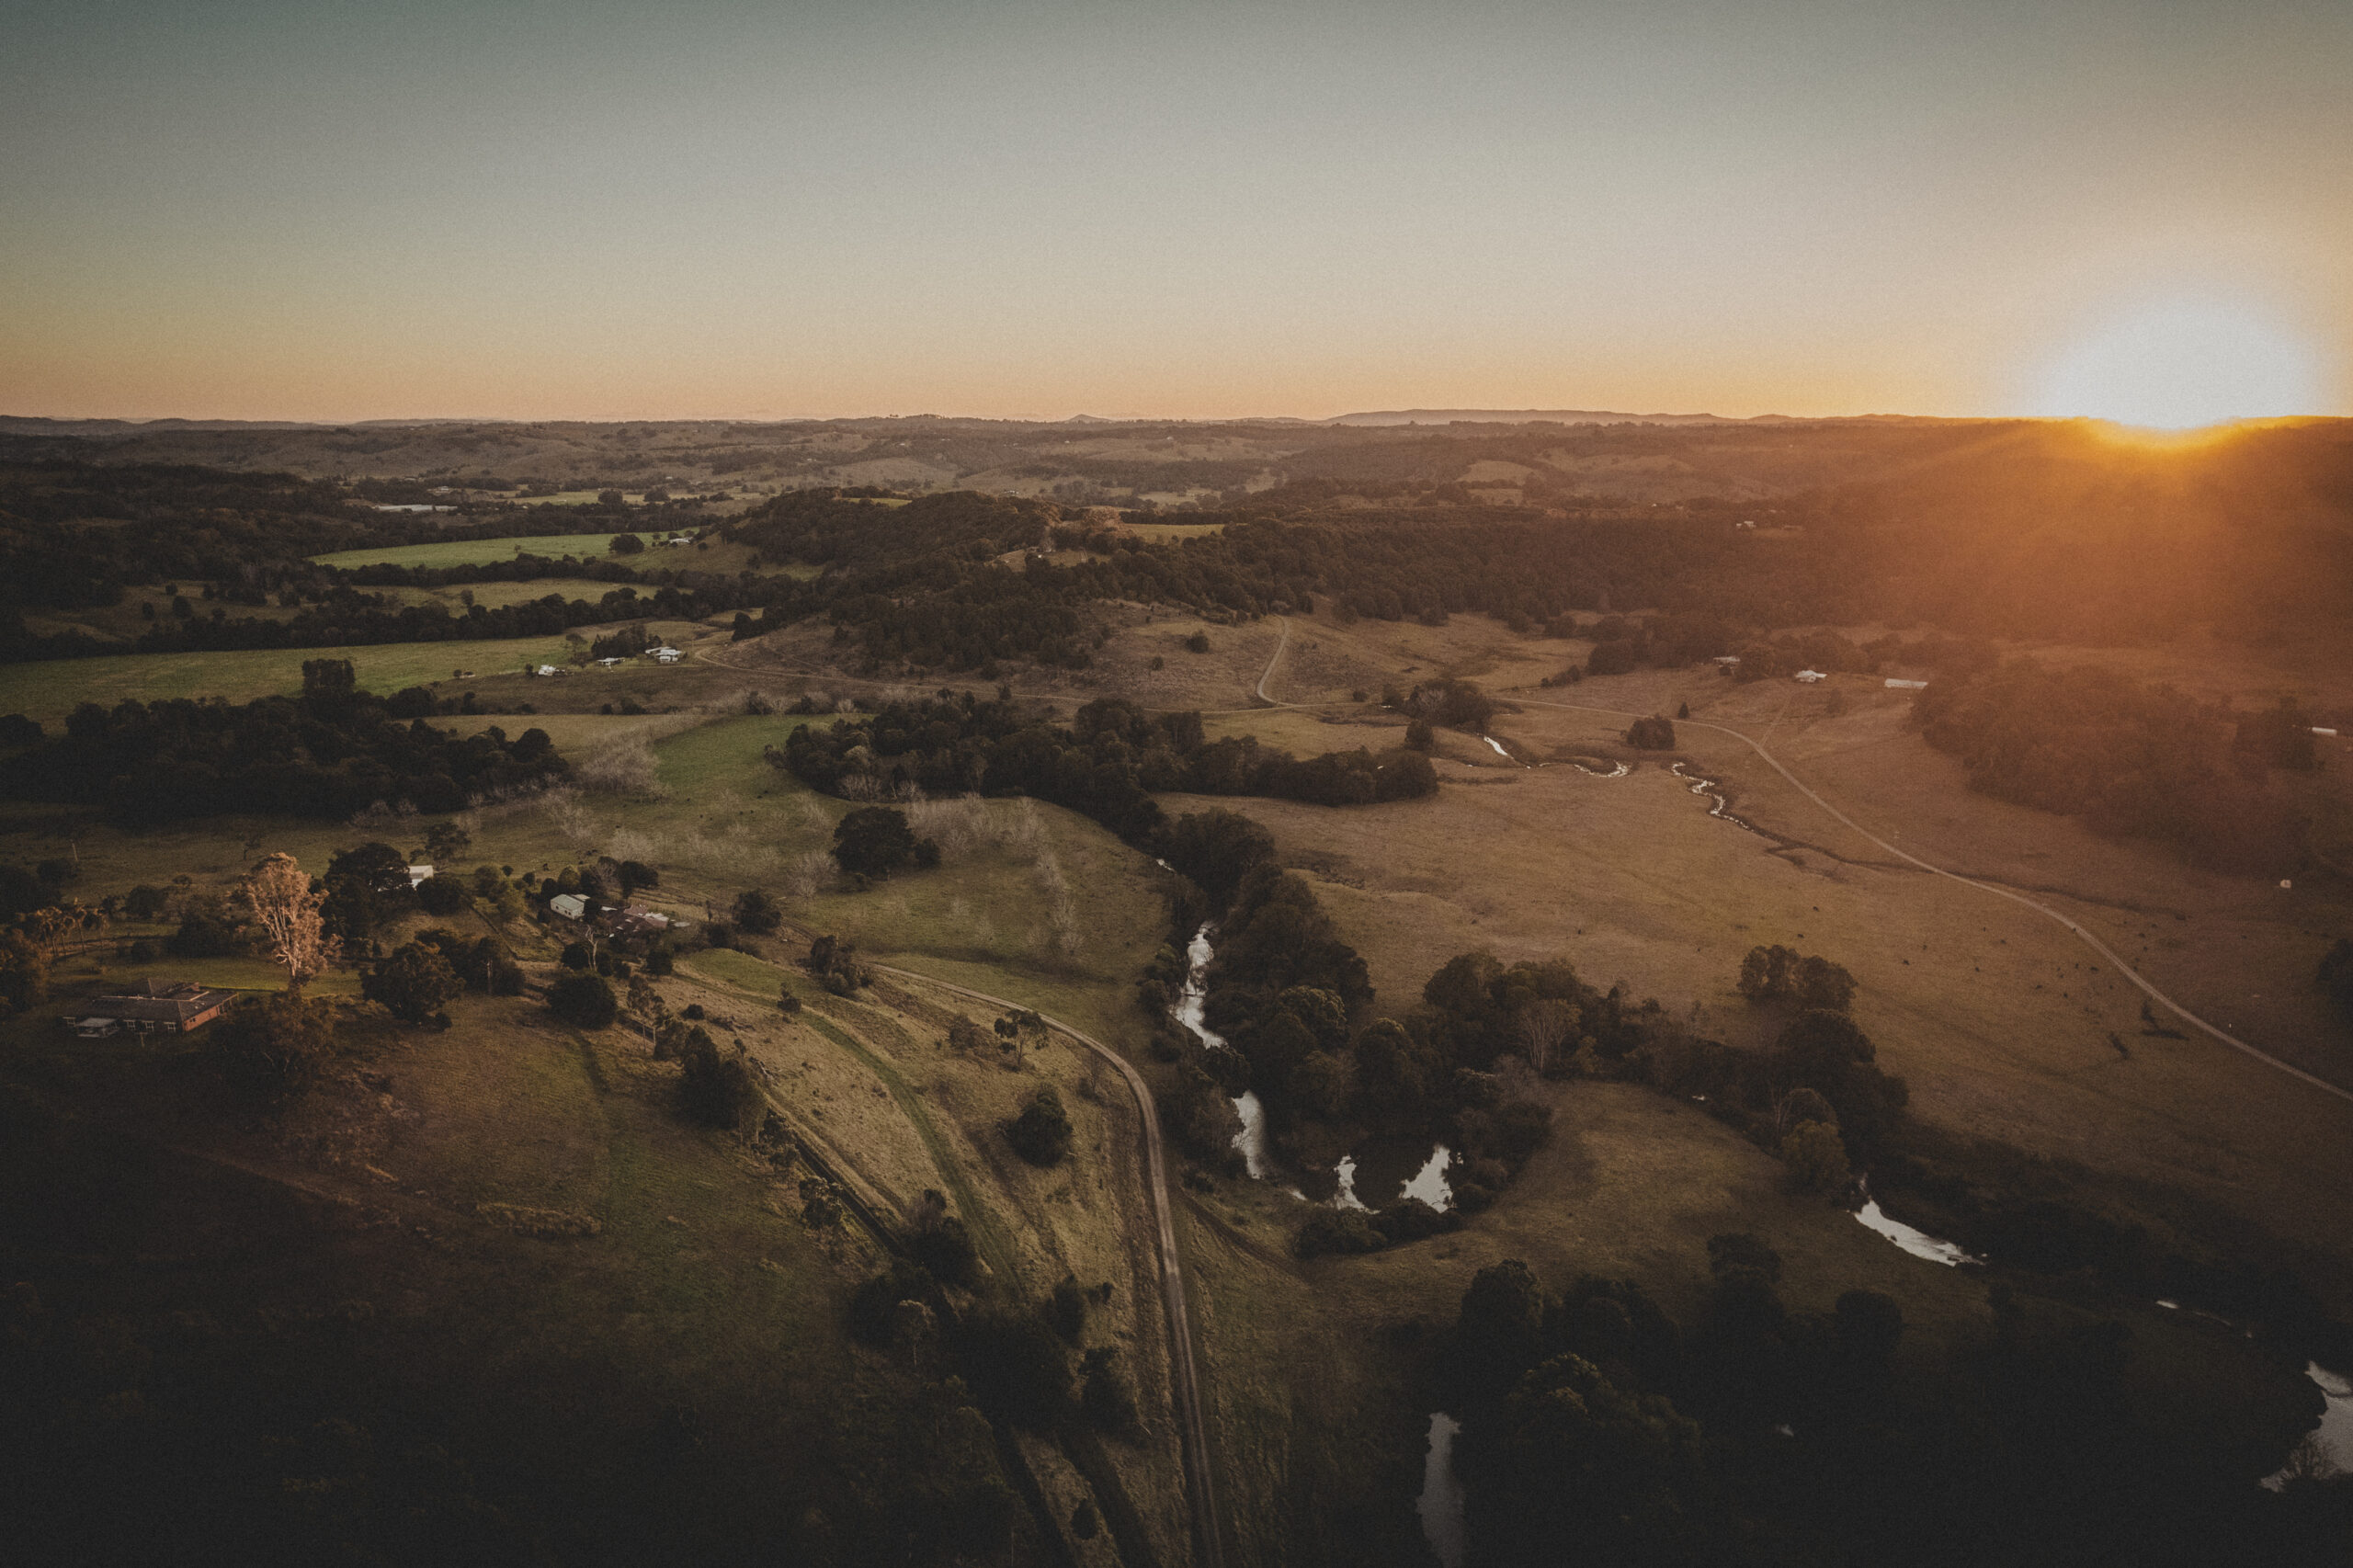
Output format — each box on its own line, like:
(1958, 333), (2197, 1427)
(1322, 407), (1786, 426)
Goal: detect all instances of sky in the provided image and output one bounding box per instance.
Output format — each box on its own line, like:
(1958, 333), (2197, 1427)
(3, 0), (2349, 424)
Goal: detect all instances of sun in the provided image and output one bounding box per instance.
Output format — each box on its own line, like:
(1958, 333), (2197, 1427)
(2025, 296), (2325, 430)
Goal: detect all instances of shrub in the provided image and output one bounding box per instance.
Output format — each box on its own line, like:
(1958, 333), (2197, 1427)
(548, 971), (620, 1028)
(1625, 715), (1677, 750)
(1185, 631), (1211, 653)
(913, 1214), (982, 1288)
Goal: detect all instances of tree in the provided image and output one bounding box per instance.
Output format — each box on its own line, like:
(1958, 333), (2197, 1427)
(731, 889), (782, 935)
(364, 940), (462, 1025)
(324, 842), (412, 946)
(616, 859), (659, 896)
(415, 875), (471, 915)
(1517, 997), (1579, 1077)
(1080, 1347), (1141, 1436)
(548, 971), (620, 1028)
(1626, 715), (1677, 750)
(1794, 954), (1856, 1011)
(423, 820), (472, 863)
(240, 853), (336, 991)
(1458, 1258), (1551, 1399)
(211, 991), (341, 1101)
(1006, 1086), (1074, 1166)
(609, 531), (642, 555)
(1780, 1119), (1851, 1194)
(678, 1032), (760, 1131)
(832, 807), (925, 879)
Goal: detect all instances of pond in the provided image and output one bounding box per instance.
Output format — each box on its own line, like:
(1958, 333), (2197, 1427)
(1417, 1412), (1467, 1568)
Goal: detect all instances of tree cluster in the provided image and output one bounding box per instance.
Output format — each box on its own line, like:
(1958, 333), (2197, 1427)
(0, 682), (567, 825)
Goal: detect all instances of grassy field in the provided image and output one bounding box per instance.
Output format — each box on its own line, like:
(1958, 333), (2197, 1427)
(0, 634), (596, 722)
(311, 532), (668, 569)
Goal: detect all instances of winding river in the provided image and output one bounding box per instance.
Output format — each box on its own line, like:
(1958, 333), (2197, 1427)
(1174, 923), (1272, 1178)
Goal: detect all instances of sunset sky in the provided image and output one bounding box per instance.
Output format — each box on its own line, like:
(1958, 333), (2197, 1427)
(4, 0), (2348, 424)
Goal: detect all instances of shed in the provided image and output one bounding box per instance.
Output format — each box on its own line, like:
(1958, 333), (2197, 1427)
(1884, 678), (1928, 690)
(652, 646), (683, 664)
(550, 893), (589, 921)
(406, 864), (435, 888)
(1793, 669), (1827, 684)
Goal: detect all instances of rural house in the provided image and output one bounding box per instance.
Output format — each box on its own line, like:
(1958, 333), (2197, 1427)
(550, 892), (590, 921)
(66, 978), (235, 1037)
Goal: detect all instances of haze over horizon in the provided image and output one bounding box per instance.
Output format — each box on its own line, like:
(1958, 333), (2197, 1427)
(6, 0), (2349, 426)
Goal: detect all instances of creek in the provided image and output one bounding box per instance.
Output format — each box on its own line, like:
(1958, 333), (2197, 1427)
(1171, 926), (1452, 1205)
(1172, 923), (1272, 1178)
(1416, 1412), (1467, 1568)
(1669, 761), (1763, 835)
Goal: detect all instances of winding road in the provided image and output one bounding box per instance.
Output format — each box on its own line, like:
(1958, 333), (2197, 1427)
(1514, 695), (2353, 1108)
(870, 963), (1227, 1568)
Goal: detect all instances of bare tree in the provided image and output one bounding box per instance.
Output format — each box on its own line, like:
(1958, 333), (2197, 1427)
(242, 853), (337, 992)
(1517, 998), (1579, 1078)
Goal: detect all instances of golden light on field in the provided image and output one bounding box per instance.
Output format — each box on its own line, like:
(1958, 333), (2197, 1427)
(2026, 296), (2325, 431)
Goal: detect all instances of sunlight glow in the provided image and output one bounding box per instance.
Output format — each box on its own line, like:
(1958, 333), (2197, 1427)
(2027, 297), (2325, 430)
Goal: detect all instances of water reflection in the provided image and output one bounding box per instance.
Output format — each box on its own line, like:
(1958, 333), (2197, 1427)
(1417, 1412), (1466, 1568)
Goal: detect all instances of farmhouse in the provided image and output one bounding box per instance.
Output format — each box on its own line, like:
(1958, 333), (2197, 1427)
(406, 863), (435, 888)
(604, 907), (674, 940)
(550, 892), (590, 921)
(652, 646), (683, 664)
(66, 978), (235, 1037)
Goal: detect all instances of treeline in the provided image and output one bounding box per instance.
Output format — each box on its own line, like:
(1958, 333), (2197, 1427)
(120, 581), (719, 656)
(1915, 661), (2319, 874)
(0, 662), (568, 824)
(770, 692), (1438, 843)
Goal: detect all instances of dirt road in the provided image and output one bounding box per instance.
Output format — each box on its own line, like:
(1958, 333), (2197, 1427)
(872, 963), (1227, 1568)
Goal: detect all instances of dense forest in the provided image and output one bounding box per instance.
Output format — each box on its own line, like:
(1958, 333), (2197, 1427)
(0, 661), (568, 824)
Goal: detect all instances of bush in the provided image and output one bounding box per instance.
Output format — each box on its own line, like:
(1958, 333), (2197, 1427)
(1006, 1085), (1074, 1167)
(548, 971), (620, 1028)
(1184, 631), (1211, 653)
(1296, 1208), (1385, 1258)
(1048, 1276), (1087, 1342)
(560, 939), (593, 971)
